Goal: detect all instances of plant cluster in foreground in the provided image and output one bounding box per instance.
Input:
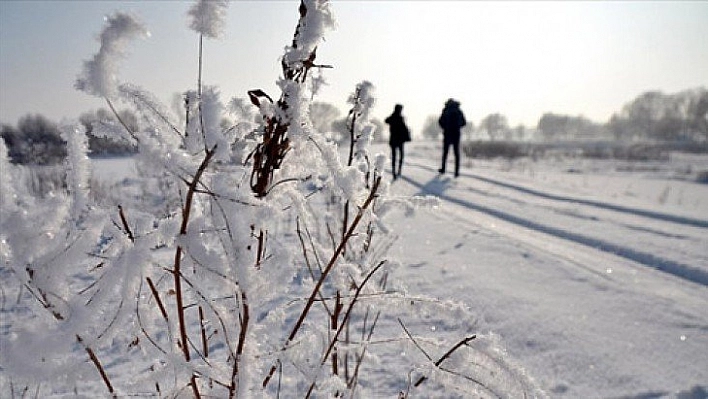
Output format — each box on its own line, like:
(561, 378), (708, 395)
(1, 1), (544, 397)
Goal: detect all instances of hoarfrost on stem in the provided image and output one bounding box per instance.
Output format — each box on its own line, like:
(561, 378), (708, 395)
(283, 0), (336, 67)
(188, 0), (229, 39)
(75, 12), (148, 99)
(200, 86), (230, 160)
(61, 123), (91, 220)
(348, 80), (376, 122)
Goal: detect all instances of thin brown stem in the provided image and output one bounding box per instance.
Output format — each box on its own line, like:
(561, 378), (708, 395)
(229, 291), (249, 399)
(263, 176), (382, 389)
(296, 219), (332, 315)
(255, 230), (266, 269)
(122, 86), (183, 138)
(199, 306), (209, 358)
(331, 292), (342, 377)
(105, 98), (138, 142)
(197, 34), (207, 149)
(190, 375), (201, 399)
(77, 335), (115, 397)
(172, 146), (216, 399)
(347, 112), (358, 167)
(402, 319), (476, 388)
(117, 205), (134, 242)
(305, 260), (387, 398)
(398, 318), (432, 362)
(347, 311), (380, 391)
(146, 277), (168, 321)
(321, 262), (386, 366)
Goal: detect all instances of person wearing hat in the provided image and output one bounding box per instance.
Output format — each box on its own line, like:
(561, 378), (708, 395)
(438, 99), (466, 177)
(385, 103), (411, 180)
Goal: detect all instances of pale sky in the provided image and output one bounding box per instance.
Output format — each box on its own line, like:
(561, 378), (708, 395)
(1, 1), (707, 135)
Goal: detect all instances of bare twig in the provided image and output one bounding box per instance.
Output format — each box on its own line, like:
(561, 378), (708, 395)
(190, 375), (201, 399)
(199, 306), (209, 358)
(77, 335), (115, 397)
(347, 310), (380, 391)
(117, 205), (134, 242)
(413, 334), (477, 387)
(399, 317), (477, 388)
(331, 291), (342, 377)
(320, 262), (386, 367)
(296, 218), (332, 315)
(105, 98), (138, 142)
(136, 282), (169, 355)
(169, 146), (216, 399)
(229, 291), (249, 399)
(305, 260), (387, 398)
(398, 318), (432, 362)
(123, 87), (184, 138)
(146, 277), (168, 321)
(265, 175), (311, 196)
(197, 33), (207, 149)
(263, 176), (382, 389)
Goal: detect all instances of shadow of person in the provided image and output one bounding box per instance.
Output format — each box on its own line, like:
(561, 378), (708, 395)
(396, 174), (455, 198)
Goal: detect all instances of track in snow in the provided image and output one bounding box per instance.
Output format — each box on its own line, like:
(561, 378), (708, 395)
(400, 162), (708, 287)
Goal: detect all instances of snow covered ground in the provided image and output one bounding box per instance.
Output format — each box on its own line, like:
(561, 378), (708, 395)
(383, 141), (708, 398)
(88, 141), (708, 398)
(4, 141), (707, 398)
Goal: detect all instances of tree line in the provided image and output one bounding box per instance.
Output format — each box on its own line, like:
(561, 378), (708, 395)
(2, 87), (705, 165)
(419, 87), (707, 143)
(1, 102), (389, 165)
(1, 109), (138, 165)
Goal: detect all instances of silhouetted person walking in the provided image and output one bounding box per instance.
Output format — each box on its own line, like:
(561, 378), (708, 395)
(385, 104), (411, 180)
(438, 99), (466, 177)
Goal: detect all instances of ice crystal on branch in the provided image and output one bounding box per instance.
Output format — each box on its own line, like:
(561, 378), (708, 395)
(348, 80), (376, 122)
(188, 0), (229, 39)
(284, 0), (336, 66)
(60, 123), (91, 220)
(75, 12), (148, 99)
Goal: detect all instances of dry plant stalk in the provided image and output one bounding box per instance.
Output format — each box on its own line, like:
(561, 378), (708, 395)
(398, 318), (478, 392)
(263, 176), (383, 388)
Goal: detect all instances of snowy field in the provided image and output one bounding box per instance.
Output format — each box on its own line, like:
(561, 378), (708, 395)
(384, 141), (708, 398)
(3, 141), (708, 398)
(90, 141), (708, 398)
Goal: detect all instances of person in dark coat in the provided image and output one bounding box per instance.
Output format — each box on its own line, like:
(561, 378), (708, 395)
(385, 104), (411, 180)
(438, 99), (466, 177)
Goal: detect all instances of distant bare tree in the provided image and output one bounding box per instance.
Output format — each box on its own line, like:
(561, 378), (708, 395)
(310, 101), (341, 134)
(538, 113), (602, 141)
(422, 114), (475, 142)
(1, 114), (66, 164)
(480, 113), (509, 141)
(462, 120), (476, 141)
(608, 87), (707, 142)
(687, 88), (708, 141)
(421, 115), (440, 140)
(79, 108), (138, 155)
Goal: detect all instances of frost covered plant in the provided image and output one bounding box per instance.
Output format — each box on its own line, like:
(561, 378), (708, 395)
(75, 12), (148, 99)
(188, 0), (228, 39)
(1, 1), (542, 398)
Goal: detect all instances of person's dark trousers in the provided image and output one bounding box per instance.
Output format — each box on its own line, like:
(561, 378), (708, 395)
(440, 138), (460, 177)
(391, 144), (404, 179)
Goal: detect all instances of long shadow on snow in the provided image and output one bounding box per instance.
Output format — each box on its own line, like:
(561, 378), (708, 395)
(611, 385), (708, 399)
(398, 173), (708, 288)
(410, 162), (708, 229)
